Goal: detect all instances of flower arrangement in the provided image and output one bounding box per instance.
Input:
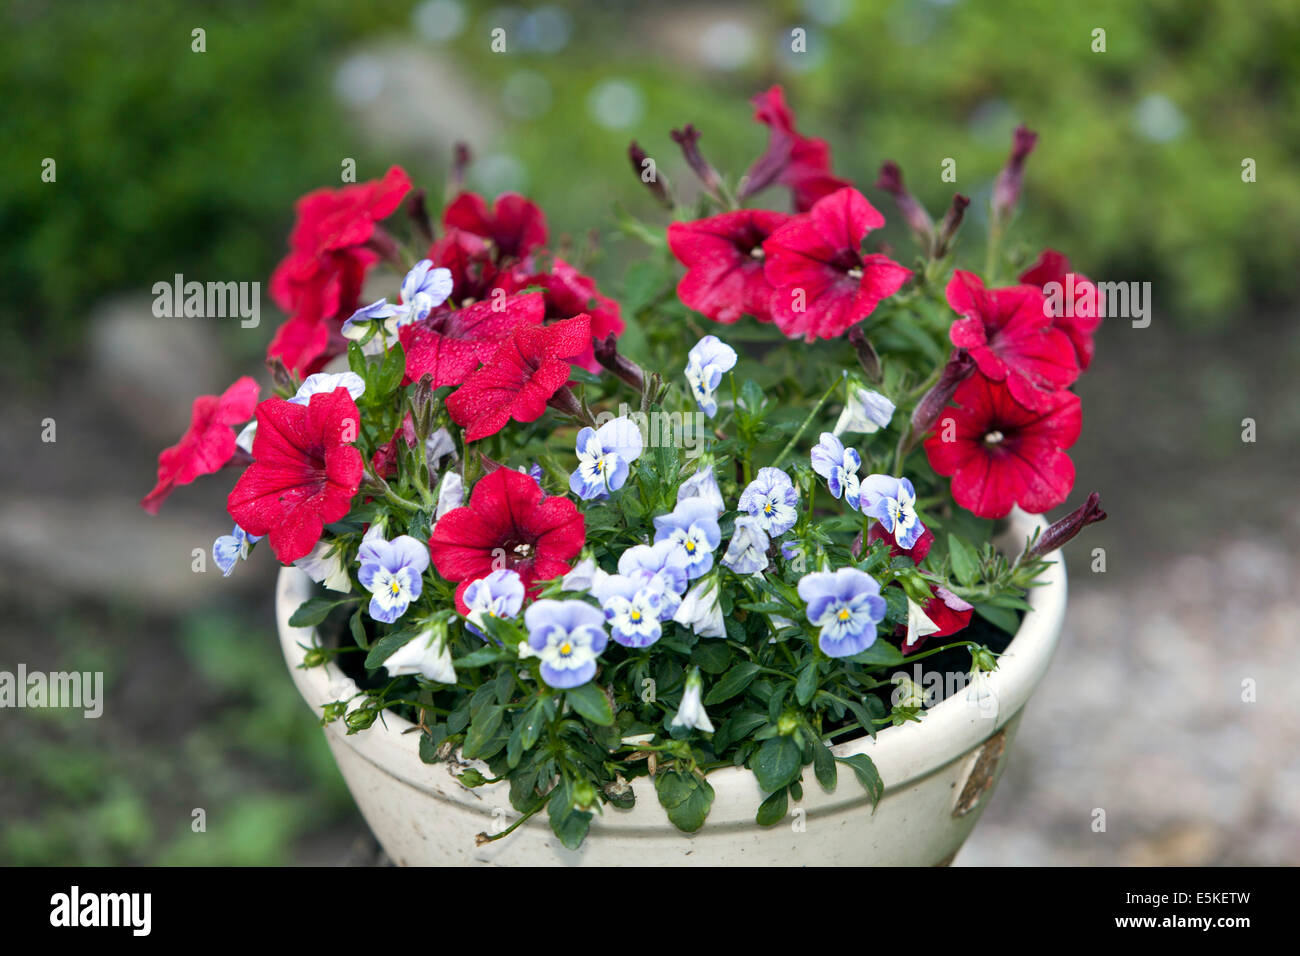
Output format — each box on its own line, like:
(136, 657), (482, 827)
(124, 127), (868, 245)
(143, 87), (1106, 849)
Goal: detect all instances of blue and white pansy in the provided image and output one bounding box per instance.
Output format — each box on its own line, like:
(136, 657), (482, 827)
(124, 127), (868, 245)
(384, 628), (457, 685)
(810, 432), (863, 511)
(462, 568), (525, 637)
(591, 573), (667, 648)
(738, 466), (799, 536)
(653, 498), (723, 580)
(213, 524), (261, 576)
(834, 386), (895, 436)
(342, 259), (454, 344)
(569, 416), (644, 500)
(684, 335), (737, 418)
(671, 667), (715, 733)
(357, 526), (430, 624)
(858, 474), (925, 550)
(617, 541), (691, 618)
(797, 567), (887, 658)
(721, 515), (770, 575)
(675, 464), (725, 516)
(520, 600), (608, 689)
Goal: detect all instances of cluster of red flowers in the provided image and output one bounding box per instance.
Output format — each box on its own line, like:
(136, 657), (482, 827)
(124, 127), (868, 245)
(665, 86), (1098, 522)
(141, 165), (627, 571)
(922, 256), (1095, 520)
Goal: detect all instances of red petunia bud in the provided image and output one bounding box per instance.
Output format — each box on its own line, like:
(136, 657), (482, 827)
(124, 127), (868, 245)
(1023, 493), (1107, 561)
(405, 187), (434, 246)
(449, 142), (471, 197)
(874, 161), (934, 249)
(593, 333), (645, 390)
(911, 349), (976, 438)
(628, 140), (673, 209)
(670, 124), (723, 200)
(992, 125), (1037, 224)
(932, 194), (970, 259)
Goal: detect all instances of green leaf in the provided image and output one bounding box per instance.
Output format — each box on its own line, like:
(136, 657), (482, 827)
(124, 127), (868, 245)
(453, 646), (505, 668)
(948, 533), (980, 587)
(837, 753), (884, 808)
(848, 640), (906, 668)
(566, 683), (614, 726)
(755, 786), (789, 826)
(547, 784), (592, 850)
(812, 739), (838, 791)
(376, 343), (405, 397)
(655, 770), (714, 833)
(462, 705), (505, 760)
(690, 640), (732, 675)
(288, 597), (349, 628)
(974, 602), (1020, 634)
(363, 627), (420, 669)
(704, 662), (762, 705)
(752, 735), (802, 793)
(795, 661), (820, 706)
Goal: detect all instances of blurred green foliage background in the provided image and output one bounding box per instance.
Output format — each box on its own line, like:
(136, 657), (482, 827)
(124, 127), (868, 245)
(2, 0), (1297, 865)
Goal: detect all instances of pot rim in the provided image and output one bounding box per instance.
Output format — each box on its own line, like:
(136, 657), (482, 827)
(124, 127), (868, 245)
(276, 510), (1065, 827)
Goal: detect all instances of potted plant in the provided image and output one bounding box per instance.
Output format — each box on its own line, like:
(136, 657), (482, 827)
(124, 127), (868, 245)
(143, 88), (1105, 866)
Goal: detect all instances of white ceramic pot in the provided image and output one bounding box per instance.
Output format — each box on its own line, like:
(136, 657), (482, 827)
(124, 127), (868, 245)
(277, 512), (1065, 866)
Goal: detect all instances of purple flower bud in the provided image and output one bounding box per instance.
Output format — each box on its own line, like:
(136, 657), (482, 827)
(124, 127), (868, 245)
(991, 125), (1037, 223)
(449, 142), (471, 196)
(932, 193), (970, 259)
(1023, 493), (1107, 561)
(593, 334), (645, 390)
(670, 125), (723, 199)
(874, 161), (934, 247)
(911, 350), (976, 438)
(628, 140), (673, 209)
(847, 325), (882, 382)
(405, 187), (433, 245)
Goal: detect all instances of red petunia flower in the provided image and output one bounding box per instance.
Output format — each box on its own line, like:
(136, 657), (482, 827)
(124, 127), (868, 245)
(370, 414), (418, 480)
(443, 191), (548, 261)
(268, 166), (411, 373)
(226, 388), (364, 563)
(141, 377), (260, 514)
(946, 270), (1079, 412)
(741, 86), (852, 212)
(868, 522), (934, 565)
(427, 227), (512, 304)
(923, 372), (1081, 519)
(523, 258), (624, 372)
(445, 314), (591, 441)
(1019, 249), (1103, 371)
(400, 291), (546, 389)
(667, 209), (792, 325)
(429, 467), (584, 610)
(900, 586), (974, 656)
(763, 187), (912, 341)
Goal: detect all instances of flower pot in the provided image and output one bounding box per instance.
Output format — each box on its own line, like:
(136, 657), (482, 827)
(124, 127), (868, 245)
(277, 512), (1065, 866)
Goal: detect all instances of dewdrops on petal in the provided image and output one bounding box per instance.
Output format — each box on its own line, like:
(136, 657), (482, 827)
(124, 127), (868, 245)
(673, 576), (725, 638)
(213, 524), (261, 576)
(357, 528), (431, 624)
(810, 432), (862, 511)
(570, 416), (644, 500)
(522, 599), (608, 689)
(293, 537), (353, 592)
(684, 334), (738, 418)
(653, 498), (722, 580)
(462, 568), (525, 636)
(291, 371), (366, 406)
(671, 668), (715, 733)
(797, 567), (886, 658)
(834, 387), (895, 436)
(738, 466), (799, 535)
(858, 474), (924, 550)
(721, 515), (770, 575)
(384, 628), (457, 684)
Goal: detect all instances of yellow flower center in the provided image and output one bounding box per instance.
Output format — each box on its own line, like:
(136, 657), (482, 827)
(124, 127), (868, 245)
(389, 580), (402, 595)
(685, 540), (696, 552)
(837, 608), (850, 621)
(630, 610), (641, 622)
(560, 641), (573, 656)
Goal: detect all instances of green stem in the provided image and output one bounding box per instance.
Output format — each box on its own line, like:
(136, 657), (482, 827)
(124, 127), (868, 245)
(773, 376), (842, 470)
